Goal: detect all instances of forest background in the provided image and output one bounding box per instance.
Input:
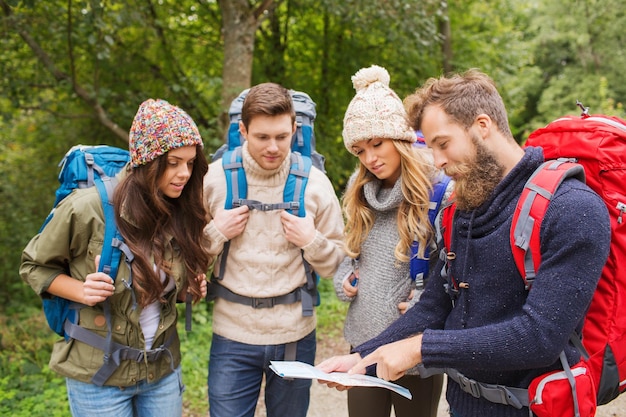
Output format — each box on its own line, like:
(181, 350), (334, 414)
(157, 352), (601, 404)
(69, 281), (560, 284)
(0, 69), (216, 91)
(1, 0), (625, 415)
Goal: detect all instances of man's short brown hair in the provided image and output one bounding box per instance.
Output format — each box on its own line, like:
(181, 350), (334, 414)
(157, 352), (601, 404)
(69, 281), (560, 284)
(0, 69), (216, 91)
(404, 69), (513, 139)
(240, 82), (296, 129)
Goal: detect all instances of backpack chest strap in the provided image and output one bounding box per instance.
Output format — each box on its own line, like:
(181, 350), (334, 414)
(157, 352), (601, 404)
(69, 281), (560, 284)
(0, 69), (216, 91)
(233, 199), (300, 213)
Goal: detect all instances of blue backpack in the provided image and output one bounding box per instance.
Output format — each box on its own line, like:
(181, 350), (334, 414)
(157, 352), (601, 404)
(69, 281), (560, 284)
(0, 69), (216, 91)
(40, 145), (131, 341)
(410, 172), (451, 290)
(208, 89), (324, 316)
(40, 145), (145, 386)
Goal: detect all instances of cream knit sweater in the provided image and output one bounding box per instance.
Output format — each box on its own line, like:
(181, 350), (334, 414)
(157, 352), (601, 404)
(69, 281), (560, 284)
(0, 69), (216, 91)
(203, 142), (345, 345)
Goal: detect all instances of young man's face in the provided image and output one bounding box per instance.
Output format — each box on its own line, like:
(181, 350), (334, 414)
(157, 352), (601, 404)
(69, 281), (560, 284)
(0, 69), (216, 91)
(421, 104), (504, 210)
(239, 114), (296, 170)
(420, 105), (475, 178)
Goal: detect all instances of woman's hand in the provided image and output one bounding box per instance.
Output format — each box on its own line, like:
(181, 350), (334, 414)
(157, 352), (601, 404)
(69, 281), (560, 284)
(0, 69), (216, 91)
(398, 289), (415, 314)
(197, 273), (207, 299)
(342, 273), (358, 297)
(82, 255), (115, 306)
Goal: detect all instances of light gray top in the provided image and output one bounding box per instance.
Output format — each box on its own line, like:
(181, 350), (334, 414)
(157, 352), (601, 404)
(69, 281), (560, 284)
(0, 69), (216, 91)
(334, 173), (452, 366)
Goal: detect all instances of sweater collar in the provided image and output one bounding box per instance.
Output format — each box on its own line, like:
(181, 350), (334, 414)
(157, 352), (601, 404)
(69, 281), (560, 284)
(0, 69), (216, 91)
(363, 175), (404, 212)
(241, 141), (291, 187)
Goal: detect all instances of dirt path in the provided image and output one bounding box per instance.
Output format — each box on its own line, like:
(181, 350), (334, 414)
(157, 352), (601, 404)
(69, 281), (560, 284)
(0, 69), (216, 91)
(255, 334), (626, 417)
(304, 335), (449, 417)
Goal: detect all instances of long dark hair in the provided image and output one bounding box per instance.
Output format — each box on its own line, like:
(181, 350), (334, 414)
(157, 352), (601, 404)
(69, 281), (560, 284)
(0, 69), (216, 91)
(113, 144), (211, 307)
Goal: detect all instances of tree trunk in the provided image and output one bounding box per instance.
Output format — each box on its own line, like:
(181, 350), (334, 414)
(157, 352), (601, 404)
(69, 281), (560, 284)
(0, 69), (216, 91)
(217, 0), (275, 137)
(438, 2), (453, 75)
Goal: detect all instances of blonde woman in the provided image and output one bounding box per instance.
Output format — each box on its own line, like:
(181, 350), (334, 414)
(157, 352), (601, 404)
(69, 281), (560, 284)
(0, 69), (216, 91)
(333, 65), (451, 417)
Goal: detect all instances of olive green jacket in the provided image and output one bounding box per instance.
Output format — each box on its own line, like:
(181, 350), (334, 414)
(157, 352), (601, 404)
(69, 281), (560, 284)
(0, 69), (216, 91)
(20, 185), (184, 386)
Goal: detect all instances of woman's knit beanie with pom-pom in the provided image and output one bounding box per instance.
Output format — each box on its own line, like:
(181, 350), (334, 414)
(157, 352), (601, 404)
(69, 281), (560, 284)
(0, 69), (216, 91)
(342, 65), (416, 154)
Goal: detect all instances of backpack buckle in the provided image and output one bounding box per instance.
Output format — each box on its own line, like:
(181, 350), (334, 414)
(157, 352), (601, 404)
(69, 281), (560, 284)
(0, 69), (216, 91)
(444, 283), (459, 299)
(252, 297), (275, 309)
(457, 374), (481, 398)
(145, 347), (165, 362)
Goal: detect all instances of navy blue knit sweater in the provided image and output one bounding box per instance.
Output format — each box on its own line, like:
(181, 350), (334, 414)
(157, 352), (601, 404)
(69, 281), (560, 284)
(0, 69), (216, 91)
(355, 147), (611, 417)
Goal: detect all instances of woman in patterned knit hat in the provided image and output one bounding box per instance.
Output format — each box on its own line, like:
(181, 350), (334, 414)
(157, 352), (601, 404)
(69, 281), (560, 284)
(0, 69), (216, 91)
(332, 65), (451, 417)
(20, 99), (211, 417)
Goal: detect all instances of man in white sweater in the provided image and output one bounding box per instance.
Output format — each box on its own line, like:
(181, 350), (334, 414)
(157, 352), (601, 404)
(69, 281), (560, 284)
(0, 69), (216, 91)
(203, 82), (344, 417)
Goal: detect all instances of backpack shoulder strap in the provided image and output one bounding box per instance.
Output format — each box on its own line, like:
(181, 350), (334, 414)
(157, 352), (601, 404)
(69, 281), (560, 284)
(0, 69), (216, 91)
(222, 147), (247, 209)
(410, 174), (452, 289)
(440, 199), (456, 253)
(71, 175), (137, 386)
(428, 174), (452, 224)
(510, 158), (585, 289)
(213, 147), (245, 281)
(94, 177), (124, 279)
(438, 197), (459, 299)
(284, 152), (312, 217)
(285, 152), (318, 316)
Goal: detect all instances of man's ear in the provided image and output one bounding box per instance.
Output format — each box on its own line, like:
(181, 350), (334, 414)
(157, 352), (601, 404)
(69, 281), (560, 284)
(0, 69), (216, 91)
(239, 120), (247, 139)
(292, 120), (297, 135)
(474, 114), (492, 139)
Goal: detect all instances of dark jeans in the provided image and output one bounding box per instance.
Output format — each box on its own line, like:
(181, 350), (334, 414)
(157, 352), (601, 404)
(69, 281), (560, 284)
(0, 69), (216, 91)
(208, 330), (316, 417)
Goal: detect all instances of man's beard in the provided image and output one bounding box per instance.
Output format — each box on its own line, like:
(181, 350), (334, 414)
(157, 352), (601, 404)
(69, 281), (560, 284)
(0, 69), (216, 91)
(445, 135), (505, 211)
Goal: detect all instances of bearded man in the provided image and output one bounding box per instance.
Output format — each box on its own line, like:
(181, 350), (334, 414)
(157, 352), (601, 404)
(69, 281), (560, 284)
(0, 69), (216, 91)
(317, 69), (611, 417)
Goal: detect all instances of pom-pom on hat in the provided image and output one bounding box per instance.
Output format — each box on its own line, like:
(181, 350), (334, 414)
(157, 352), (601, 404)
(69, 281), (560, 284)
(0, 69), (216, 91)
(129, 98), (203, 167)
(342, 65), (416, 155)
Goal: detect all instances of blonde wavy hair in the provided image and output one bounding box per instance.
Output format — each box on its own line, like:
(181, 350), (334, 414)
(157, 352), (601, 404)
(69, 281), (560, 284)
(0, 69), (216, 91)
(342, 140), (436, 262)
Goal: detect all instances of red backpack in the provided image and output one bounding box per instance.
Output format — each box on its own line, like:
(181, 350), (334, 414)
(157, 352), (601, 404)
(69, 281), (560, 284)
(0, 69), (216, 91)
(439, 105), (626, 415)
(524, 107), (626, 405)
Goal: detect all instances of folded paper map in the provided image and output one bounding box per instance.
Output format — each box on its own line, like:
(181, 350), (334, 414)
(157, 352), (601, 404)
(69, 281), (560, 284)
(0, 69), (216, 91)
(269, 360), (412, 400)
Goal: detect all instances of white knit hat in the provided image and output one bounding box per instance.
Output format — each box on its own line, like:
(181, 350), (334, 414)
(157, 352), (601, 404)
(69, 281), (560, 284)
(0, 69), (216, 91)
(342, 65), (416, 154)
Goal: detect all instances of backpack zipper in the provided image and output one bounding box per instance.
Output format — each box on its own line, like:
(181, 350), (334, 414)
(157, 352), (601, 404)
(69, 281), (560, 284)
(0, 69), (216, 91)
(617, 202), (626, 224)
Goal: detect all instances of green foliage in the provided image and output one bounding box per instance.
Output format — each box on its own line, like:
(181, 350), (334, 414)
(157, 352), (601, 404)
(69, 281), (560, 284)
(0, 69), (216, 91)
(177, 303), (212, 416)
(446, 0), (539, 141)
(0, 109), (63, 309)
(316, 278), (349, 339)
(533, 70), (622, 129)
(0, 306), (69, 416)
(519, 0), (626, 137)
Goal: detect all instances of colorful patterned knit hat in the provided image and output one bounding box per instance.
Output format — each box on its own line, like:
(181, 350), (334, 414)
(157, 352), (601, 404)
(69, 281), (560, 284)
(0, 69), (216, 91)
(129, 99), (203, 167)
(342, 65), (416, 155)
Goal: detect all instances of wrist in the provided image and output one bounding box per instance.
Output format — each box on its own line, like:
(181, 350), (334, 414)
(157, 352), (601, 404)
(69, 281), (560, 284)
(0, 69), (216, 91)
(413, 333), (424, 365)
